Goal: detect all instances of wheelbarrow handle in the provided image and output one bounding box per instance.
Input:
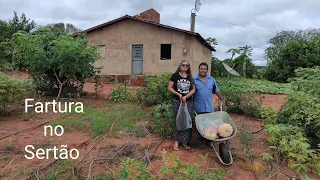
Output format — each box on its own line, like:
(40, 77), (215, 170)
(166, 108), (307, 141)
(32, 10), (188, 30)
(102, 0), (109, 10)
(218, 99), (223, 111)
(193, 103), (222, 115)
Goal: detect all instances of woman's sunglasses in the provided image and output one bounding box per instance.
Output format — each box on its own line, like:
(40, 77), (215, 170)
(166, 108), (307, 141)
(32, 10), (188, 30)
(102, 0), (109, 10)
(181, 64), (189, 67)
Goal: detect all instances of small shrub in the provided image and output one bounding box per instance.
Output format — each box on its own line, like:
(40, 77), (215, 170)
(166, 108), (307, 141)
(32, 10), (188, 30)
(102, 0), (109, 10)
(136, 73), (172, 106)
(289, 67), (320, 98)
(223, 91), (262, 117)
(0, 73), (32, 110)
(160, 150), (226, 179)
(53, 106), (150, 135)
(153, 102), (173, 138)
(110, 85), (133, 103)
(264, 124), (320, 178)
(117, 150), (226, 180)
(277, 92), (320, 144)
(260, 107), (278, 124)
(277, 67), (320, 145)
(118, 158), (155, 180)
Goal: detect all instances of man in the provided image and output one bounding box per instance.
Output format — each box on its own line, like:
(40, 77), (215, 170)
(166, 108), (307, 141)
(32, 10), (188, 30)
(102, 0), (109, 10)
(193, 62), (223, 143)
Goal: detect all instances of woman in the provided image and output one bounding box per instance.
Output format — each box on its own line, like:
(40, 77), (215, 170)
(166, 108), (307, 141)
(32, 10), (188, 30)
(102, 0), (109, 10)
(168, 60), (195, 150)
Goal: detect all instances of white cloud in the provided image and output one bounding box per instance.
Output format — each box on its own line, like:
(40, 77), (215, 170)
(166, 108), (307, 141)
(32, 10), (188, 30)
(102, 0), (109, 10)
(1, 0), (320, 66)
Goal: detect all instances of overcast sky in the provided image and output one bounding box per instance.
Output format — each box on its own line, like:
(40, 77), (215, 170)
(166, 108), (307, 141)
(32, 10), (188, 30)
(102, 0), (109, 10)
(1, 0), (320, 66)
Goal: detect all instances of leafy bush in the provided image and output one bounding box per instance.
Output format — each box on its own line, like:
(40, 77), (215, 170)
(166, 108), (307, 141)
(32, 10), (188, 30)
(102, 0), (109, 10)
(289, 67), (320, 98)
(136, 73), (172, 106)
(216, 77), (292, 95)
(153, 102), (173, 138)
(260, 107), (278, 124)
(264, 124), (320, 178)
(160, 150), (226, 179)
(277, 67), (320, 145)
(117, 150), (226, 180)
(11, 28), (100, 100)
(0, 73), (32, 110)
(110, 85), (135, 103)
(222, 91), (262, 117)
(277, 92), (320, 141)
(118, 158), (155, 180)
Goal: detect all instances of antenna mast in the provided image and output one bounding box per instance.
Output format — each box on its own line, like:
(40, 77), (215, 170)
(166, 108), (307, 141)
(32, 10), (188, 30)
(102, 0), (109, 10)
(190, 0), (201, 32)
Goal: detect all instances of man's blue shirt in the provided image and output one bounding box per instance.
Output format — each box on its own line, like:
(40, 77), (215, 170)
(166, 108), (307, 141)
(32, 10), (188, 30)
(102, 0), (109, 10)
(193, 74), (220, 113)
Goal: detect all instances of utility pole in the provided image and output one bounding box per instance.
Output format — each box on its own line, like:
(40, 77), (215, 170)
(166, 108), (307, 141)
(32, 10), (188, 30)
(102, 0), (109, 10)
(190, 0), (201, 32)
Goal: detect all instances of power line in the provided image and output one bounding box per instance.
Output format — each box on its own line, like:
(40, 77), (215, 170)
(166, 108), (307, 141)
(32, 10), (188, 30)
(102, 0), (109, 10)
(196, 15), (277, 34)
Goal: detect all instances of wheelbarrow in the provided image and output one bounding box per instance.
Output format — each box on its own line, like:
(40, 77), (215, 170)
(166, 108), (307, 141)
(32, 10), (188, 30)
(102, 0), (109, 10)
(194, 105), (237, 165)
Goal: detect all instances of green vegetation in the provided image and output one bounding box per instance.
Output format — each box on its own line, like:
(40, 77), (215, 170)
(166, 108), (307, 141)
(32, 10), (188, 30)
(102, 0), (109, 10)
(264, 124), (320, 178)
(216, 77), (291, 94)
(136, 73), (172, 106)
(153, 102), (174, 138)
(211, 45), (258, 78)
(117, 150), (226, 180)
(53, 104), (152, 135)
(2, 10), (320, 180)
(110, 85), (135, 103)
(277, 67), (320, 144)
(41, 160), (75, 180)
(222, 90), (262, 116)
(259, 67), (320, 179)
(0, 73), (32, 110)
(11, 27), (100, 100)
(264, 29), (320, 82)
(0, 12), (36, 68)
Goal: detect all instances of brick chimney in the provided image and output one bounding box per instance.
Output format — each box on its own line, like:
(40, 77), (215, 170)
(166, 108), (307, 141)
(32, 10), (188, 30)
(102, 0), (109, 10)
(133, 8), (160, 24)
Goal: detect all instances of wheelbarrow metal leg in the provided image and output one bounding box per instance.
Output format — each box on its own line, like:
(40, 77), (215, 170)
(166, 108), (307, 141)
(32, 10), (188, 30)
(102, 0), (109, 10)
(211, 141), (234, 166)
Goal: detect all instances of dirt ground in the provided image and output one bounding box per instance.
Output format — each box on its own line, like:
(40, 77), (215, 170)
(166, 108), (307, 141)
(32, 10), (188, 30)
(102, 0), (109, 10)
(0, 94), (295, 180)
(0, 71), (300, 179)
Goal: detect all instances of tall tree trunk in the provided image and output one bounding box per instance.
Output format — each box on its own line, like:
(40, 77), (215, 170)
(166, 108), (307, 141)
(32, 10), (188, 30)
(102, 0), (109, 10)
(57, 83), (63, 101)
(54, 71), (68, 101)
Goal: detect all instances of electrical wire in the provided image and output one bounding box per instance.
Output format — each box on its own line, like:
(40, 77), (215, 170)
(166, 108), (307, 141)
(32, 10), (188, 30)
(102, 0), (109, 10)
(197, 15), (277, 34)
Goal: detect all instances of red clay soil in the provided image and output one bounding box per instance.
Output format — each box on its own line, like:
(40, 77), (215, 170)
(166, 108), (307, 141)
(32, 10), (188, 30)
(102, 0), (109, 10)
(0, 72), (295, 179)
(0, 97), (294, 180)
(148, 114), (296, 180)
(260, 94), (287, 110)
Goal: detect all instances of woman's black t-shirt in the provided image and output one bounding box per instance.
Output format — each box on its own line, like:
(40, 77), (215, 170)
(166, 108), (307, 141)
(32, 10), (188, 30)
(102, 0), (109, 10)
(170, 72), (193, 101)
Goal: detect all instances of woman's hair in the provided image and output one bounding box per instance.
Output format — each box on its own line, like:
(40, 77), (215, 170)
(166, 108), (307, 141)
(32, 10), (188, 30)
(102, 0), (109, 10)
(175, 60), (194, 84)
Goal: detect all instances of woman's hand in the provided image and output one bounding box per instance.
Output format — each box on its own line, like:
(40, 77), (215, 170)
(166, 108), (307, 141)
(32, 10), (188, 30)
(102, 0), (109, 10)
(181, 96), (187, 107)
(182, 96), (187, 103)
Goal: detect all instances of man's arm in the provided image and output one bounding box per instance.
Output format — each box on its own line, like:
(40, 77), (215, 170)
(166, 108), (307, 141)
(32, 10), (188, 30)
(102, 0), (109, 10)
(216, 92), (223, 102)
(212, 80), (223, 108)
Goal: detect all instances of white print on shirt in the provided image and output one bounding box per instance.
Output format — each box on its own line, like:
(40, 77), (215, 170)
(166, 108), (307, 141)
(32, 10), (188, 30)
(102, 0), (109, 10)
(177, 79), (190, 94)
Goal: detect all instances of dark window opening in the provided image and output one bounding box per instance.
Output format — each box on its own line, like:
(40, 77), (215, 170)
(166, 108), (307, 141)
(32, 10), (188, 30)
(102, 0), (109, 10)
(161, 44), (171, 60)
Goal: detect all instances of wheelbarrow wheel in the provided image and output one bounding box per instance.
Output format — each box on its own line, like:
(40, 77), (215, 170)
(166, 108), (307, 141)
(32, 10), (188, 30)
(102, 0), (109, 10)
(219, 143), (231, 164)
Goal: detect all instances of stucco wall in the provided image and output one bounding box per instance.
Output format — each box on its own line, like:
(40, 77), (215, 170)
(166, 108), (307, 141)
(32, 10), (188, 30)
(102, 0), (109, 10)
(86, 19), (212, 76)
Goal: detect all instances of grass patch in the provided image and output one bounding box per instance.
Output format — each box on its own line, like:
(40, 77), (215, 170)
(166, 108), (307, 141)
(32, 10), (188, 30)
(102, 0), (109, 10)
(52, 103), (152, 135)
(216, 77), (292, 94)
(41, 159), (75, 180)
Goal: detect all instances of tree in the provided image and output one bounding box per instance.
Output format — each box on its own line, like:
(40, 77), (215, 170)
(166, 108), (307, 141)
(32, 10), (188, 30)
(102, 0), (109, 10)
(206, 37), (218, 48)
(226, 48), (240, 60)
(0, 20), (12, 67)
(264, 29), (320, 82)
(8, 11), (36, 33)
(226, 46), (257, 78)
(45, 22), (82, 35)
(0, 12), (36, 69)
(11, 27), (100, 100)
